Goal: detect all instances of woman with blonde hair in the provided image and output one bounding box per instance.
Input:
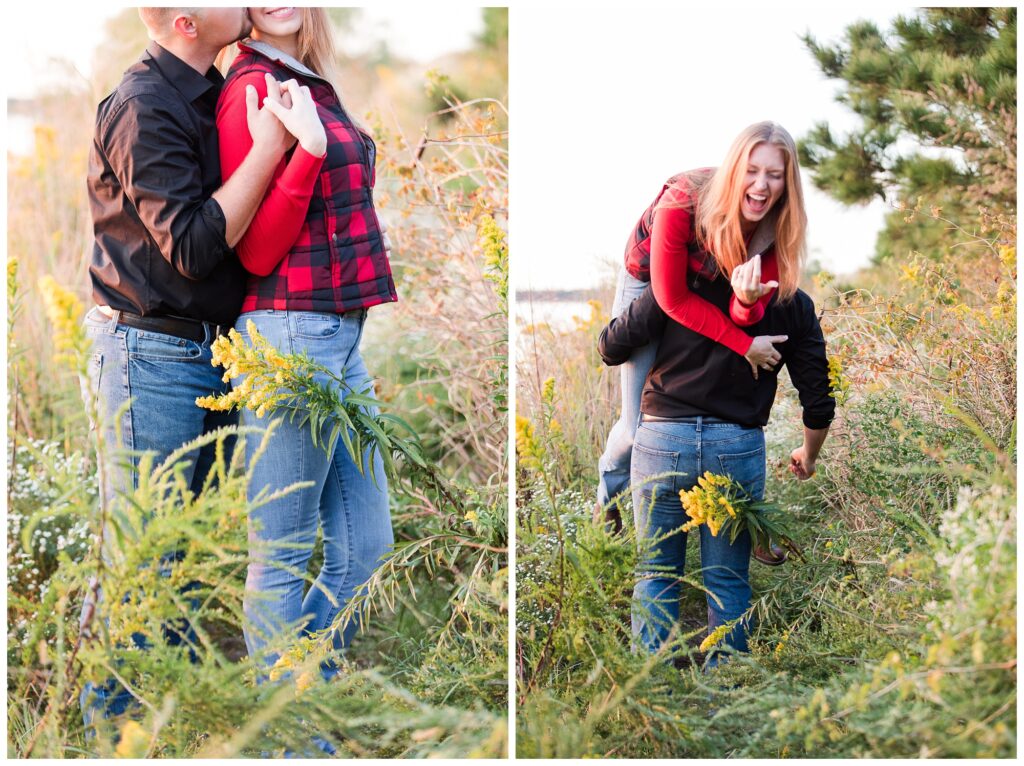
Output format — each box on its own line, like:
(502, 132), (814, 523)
(597, 121), (832, 663)
(215, 7), (396, 683)
(597, 121), (808, 558)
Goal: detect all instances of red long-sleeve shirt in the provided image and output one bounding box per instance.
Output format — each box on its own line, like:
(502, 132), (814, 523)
(216, 70), (326, 277)
(627, 172), (778, 357)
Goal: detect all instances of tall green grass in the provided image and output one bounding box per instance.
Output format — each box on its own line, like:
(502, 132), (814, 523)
(515, 213), (1016, 757)
(8, 78), (508, 757)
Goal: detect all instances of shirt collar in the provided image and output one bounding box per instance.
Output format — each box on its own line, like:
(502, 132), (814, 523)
(746, 207), (778, 256)
(238, 38), (328, 86)
(145, 41), (224, 102)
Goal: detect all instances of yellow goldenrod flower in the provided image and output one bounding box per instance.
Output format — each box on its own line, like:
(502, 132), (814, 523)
(699, 623), (731, 653)
(38, 275), (87, 365)
(541, 376), (556, 405)
(295, 670), (316, 695)
(515, 415), (545, 471)
(7, 257), (18, 301)
(774, 628), (791, 659)
(114, 720), (150, 758)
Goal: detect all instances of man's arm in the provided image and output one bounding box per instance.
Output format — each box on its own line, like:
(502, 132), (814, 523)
(790, 425), (829, 479)
(213, 77), (301, 247)
(783, 292), (836, 479)
(597, 285), (667, 366)
(102, 88), (291, 280)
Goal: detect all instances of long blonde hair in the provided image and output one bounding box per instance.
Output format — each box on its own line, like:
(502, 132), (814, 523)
(696, 121), (807, 301)
(293, 8), (340, 94)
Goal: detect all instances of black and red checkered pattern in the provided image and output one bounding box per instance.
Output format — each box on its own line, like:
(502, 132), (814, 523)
(623, 169), (719, 283)
(224, 47), (397, 314)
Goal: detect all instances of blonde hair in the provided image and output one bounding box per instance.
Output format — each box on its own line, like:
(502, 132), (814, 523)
(294, 8), (341, 94)
(696, 121), (807, 301)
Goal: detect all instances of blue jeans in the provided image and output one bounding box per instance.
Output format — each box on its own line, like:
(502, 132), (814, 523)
(630, 417), (765, 659)
(597, 267), (658, 508)
(235, 310), (393, 672)
(79, 307), (236, 723)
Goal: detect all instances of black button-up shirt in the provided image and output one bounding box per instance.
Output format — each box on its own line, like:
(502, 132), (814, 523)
(87, 42), (245, 325)
(599, 282), (835, 430)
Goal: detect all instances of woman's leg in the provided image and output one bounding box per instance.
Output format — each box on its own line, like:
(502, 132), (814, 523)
(597, 269), (657, 513)
(302, 342), (394, 658)
(238, 312), (334, 667)
(696, 423), (766, 661)
(630, 420), (698, 654)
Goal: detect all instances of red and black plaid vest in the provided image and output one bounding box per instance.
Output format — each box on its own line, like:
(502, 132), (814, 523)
(225, 44), (398, 314)
(622, 167), (737, 286)
(623, 168), (720, 284)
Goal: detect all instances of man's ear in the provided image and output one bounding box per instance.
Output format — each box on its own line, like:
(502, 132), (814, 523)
(171, 13), (199, 41)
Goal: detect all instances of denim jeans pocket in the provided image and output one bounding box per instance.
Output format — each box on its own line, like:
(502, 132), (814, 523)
(294, 312), (343, 339)
(632, 441), (681, 499)
(717, 445), (766, 501)
(130, 331), (202, 360)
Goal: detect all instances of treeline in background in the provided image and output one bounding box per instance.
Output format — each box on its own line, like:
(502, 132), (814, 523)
(515, 8), (1015, 757)
(8, 8), (508, 758)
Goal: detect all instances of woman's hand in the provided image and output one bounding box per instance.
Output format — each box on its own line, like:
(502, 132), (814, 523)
(260, 76), (328, 157)
(744, 334), (787, 380)
(731, 253), (779, 306)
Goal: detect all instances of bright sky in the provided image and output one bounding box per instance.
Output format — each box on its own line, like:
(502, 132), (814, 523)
(511, 5), (920, 288)
(6, 5), (483, 99)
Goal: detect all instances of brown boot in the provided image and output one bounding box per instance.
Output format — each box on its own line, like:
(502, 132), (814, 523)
(752, 542), (788, 566)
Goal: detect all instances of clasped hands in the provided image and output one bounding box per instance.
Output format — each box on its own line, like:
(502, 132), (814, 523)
(241, 74), (392, 254)
(245, 72), (327, 157)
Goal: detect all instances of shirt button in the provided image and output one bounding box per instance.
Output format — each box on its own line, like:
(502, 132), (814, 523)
(331, 232), (338, 244)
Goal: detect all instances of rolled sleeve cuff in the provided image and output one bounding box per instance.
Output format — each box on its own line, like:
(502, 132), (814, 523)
(200, 196), (230, 252)
(802, 407), (835, 430)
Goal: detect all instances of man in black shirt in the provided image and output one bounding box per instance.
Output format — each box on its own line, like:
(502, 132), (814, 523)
(599, 283), (834, 481)
(80, 7), (297, 728)
(598, 279), (833, 659)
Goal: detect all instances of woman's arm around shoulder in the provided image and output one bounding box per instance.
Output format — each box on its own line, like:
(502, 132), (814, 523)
(648, 203), (754, 356)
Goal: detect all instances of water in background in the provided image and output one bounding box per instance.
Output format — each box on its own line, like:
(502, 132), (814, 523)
(516, 299), (595, 331)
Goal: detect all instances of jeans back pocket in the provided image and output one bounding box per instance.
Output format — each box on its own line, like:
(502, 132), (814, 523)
(717, 445), (766, 501)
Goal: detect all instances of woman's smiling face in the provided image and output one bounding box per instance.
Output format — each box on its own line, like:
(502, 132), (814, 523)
(740, 143), (786, 225)
(249, 7), (302, 38)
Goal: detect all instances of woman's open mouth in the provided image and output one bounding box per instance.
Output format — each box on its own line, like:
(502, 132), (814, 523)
(745, 193), (769, 214)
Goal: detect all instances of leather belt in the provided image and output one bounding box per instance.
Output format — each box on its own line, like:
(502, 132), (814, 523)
(99, 307), (228, 343)
(640, 414), (730, 424)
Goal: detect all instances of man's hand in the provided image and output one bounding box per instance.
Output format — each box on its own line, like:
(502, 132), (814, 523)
(789, 445), (816, 480)
(245, 74), (296, 157)
(744, 334), (787, 380)
(732, 253), (779, 306)
(259, 78), (327, 156)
